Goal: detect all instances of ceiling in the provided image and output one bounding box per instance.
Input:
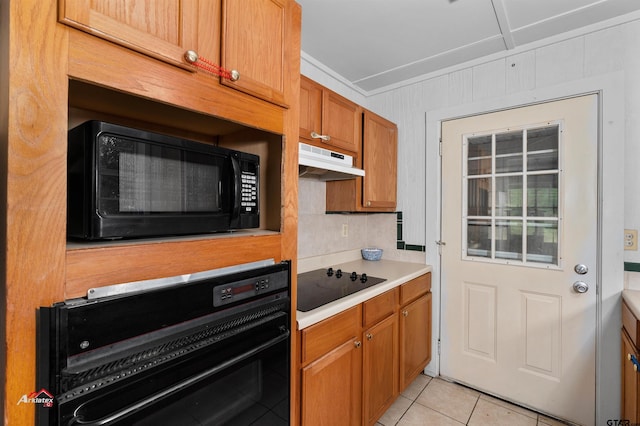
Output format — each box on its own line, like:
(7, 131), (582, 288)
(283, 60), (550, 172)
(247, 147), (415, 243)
(297, 0), (640, 93)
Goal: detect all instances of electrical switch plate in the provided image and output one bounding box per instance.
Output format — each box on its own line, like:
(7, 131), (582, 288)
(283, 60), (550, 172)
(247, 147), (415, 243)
(342, 224), (348, 237)
(625, 229), (638, 251)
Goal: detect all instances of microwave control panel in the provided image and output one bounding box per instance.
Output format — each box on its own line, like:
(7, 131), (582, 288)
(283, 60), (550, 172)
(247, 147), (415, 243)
(240, 171), (258, 213)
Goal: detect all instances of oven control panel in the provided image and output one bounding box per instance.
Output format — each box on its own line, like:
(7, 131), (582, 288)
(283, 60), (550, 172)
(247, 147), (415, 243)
(213, 269), (288, 307)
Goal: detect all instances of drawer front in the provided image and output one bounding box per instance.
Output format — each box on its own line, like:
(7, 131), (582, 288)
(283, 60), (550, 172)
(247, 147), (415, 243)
(400, 273), (431, 306)
(623, 300), (640, 348)
(300, 305), (360, 365)
(363, 288), (397, 328)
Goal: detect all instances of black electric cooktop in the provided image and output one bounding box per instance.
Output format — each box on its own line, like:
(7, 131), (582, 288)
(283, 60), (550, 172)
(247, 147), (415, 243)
(297, 267), (386, 312)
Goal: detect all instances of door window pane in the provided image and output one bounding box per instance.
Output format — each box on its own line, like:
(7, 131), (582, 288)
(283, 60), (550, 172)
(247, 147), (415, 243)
(467, 219), (491, 258)
(527, 221), (558, 264)
(496, 131), (523, 173)
(468, 135), (492, 175)
(464, 123), (561, 267)
(468, 178), (492, 216)
(527, 174), (558, 217)
(528, 126), (559, 171)
(495, 176), (522, 217)
(495, 220), (523, 260)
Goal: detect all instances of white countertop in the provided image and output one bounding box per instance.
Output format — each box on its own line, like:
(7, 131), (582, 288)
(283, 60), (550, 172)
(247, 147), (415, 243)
(623, 289), (640, 320)
(296, 259), (432, 330)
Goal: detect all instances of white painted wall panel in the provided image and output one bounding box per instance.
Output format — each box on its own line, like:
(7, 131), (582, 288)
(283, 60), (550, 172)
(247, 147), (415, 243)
(534, 37), (585, 88)
(505, 51), (536, 94)
(472, 59), (506, 102)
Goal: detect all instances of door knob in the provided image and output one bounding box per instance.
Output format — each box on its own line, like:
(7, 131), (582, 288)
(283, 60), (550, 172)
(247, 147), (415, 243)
(574, 264), (588, 275)
(573, 281), (589, 293)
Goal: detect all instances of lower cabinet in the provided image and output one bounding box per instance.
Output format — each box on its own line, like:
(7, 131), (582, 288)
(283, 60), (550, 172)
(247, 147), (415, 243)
(622, 300), (640, 422)
(622, 329), (639, 422)
(399, 290), (432, 391)
(299, 273), (431, 425)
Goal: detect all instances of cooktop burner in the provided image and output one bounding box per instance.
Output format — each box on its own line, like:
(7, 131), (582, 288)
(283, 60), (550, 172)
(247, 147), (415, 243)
(297, 268), (386, 312)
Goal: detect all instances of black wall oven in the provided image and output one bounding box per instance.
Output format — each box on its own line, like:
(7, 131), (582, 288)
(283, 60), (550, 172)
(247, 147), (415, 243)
(37, 261), (290, 425)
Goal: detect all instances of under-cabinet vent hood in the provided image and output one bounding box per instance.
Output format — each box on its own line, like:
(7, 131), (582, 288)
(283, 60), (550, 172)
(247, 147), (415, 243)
(298, 142), (365, 181)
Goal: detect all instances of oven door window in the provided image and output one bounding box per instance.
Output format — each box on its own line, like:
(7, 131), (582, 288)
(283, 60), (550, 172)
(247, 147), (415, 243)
(97, 135), (231, 216)
(59, 315), (290, 426)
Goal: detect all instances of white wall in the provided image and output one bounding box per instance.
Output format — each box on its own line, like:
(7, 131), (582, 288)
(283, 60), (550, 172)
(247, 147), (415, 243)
(302, 14), (640, 424)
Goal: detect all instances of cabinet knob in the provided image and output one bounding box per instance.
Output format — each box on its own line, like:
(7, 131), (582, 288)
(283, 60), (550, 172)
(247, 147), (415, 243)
(402, 310), (408, 317)
(367, 201), (372, 207)
(629, 353), (633, 361)
(230, 69), (240, 82)
(366, 333), (373, 340)
(354, 340), (362, 348)
(184, 50), (199, 64)
(635, 364), (638, 372)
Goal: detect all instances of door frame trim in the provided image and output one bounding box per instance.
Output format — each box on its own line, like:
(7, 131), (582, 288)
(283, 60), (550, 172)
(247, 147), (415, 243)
(424, 72), (625, 424)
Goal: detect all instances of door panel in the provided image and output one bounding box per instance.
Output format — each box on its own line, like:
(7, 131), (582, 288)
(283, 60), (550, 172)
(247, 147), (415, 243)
(440, 95), (598, 426)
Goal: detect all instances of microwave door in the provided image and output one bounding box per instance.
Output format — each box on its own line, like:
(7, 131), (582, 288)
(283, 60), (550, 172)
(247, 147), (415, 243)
(229, 155), (241, 229)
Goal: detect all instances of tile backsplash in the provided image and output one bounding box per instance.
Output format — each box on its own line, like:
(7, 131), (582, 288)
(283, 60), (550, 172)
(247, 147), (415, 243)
(298, 178), (425, 263)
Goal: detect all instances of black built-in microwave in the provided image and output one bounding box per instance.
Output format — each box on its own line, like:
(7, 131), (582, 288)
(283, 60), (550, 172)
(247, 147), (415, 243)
(67, 121), (259, 240)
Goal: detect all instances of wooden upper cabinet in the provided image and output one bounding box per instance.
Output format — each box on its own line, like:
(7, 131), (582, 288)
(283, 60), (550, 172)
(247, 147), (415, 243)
(322, 90), (361, 153)
(326, 109), (397, 212)
(299, 76), (323, 144)
(362, 110), (397, 209)
(60, 0), (293, 106)
(59, 0), (206, 69)
(221, 0), (288, 106)
(299, 76), (361, 154)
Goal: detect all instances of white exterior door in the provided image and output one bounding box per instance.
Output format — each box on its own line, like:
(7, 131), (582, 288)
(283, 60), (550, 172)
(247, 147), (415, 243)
(440, 95), (598, 425)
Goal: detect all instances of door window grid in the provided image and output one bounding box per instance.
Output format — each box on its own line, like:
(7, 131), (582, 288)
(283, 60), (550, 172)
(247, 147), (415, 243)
(463, 123), (561, 267)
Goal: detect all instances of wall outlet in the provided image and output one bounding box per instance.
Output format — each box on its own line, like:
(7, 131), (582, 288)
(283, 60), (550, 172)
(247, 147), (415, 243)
(625, 229), (638, 250)
(342, 223), (348, 237)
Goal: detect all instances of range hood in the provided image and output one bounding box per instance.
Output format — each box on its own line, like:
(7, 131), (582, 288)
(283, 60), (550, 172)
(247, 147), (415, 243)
(298, 142), (365, 181)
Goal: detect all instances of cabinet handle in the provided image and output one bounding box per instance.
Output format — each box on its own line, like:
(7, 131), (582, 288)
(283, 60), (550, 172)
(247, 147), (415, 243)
(366, 201), (372, 207)
(184, 50), (239, 81)
(366, 333), (373, 341)
(310, 132), (331, 142)
(402, 310), (408, 317)
(630, 353), (640, 373)
(354, 340), (362, 348)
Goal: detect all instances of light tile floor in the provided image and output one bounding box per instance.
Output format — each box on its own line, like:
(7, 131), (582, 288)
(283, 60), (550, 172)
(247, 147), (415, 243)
(376, 374), (571, 426)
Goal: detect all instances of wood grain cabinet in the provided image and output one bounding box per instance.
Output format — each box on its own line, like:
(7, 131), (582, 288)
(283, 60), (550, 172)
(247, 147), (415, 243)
(399, 274), (432, 391)
(362, 290), (398, 426)
(299, 273), (431, 425)
(300, 75), (361, 154)
(326, 109), (398, 212)
(622, 300), (640, 422)
(300, 306), (362, 426)
(59, 0), (207, 69)
(59, 0), (292, 106)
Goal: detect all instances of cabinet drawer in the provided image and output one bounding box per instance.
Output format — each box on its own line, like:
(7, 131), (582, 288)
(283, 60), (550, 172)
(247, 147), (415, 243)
(623, 300), (640, 347)
(363, 288), (397, 328)
(301, 305), (360, 365)
(400, 274), (431, 306)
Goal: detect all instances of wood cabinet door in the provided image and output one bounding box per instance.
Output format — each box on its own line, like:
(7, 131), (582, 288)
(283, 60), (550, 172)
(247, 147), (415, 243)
(322, 90), (361, 154)
(399, 293), (432, 391)
(362, 110), (397, 210)
(363, 314), (398, 426)
(299, 76), (323, 143)
(622, 330), (639, 423)
(301, 338), (362, 426)
(60, 0), (200, 69)
(221, 0), (287, 106)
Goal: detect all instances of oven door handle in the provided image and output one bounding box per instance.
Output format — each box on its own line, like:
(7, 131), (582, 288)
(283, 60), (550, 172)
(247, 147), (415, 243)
(69, 328), (290, 426)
